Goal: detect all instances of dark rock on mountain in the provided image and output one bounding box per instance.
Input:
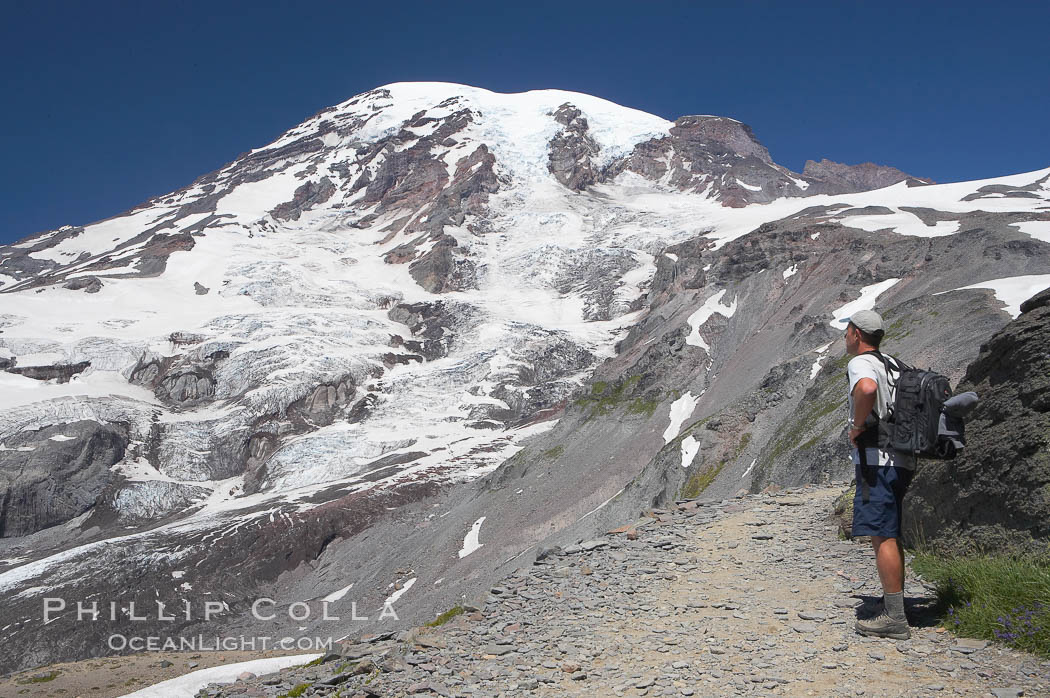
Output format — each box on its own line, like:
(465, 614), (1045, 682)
(6, 360), (91, 383)
(802, 158), (931, 194)
(0, 226), (81, 286)
(905, 286), (1050, 554)
(409, 233), (476, 293)
(643, 238), (710, 312)
(62, 276), (103, 293)
(548, 103), (601, 191)
(612, 115), (806, 206)
(378, 140), (499, 293)
(613, 122), (931, 206)
(131, 349), (228, 407)
(388, 300), (483, 361)
(0, 421), (127, 537)
(671, 115), (773, 162)
(962, 172), (1050, 202)
(270, 176), (336, 221)
(286, 378), (357, 430)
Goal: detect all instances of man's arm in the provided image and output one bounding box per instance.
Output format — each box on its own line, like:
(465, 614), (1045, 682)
(849, 378), (878, 446)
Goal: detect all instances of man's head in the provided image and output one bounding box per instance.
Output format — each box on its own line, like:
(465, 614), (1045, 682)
(845, 309), (885, 355)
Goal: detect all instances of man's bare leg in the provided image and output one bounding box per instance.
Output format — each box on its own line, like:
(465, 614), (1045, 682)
(870, 536), (905, 593)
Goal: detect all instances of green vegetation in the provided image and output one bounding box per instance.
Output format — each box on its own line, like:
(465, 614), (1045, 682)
(832, 484), (856, 540)
(572, 374), (663, 421)
(625, 395), (660, 418)
(541, 445), (564, 460)
(882, 316), (912, 342)
(763, 394), (841, 465)
(679, 430), (750, 499)
(754, 358), (846, 484)
(301, 656), (324, 668)
(425, 605), (465, 627)
(680, 461), (726, 499)
(912, 552), (1050, 657)
(574, 374), (644, 420)
(732, 432), (751, 459)
(829, 352), (851, 372)
(21, 671), (59, 684)
(280, 683), (313, 698)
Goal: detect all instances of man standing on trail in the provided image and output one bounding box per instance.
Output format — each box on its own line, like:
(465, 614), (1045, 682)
(844, 309), (916, 640)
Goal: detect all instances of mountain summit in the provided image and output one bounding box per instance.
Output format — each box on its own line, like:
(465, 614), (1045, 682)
(0, 83), (1048, 672)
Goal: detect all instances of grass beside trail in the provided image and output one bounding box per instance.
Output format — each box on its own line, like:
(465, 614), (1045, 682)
(912, 552), (1050, 658)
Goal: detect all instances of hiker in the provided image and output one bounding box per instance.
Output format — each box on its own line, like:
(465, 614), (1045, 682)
(844, 309), (916, 640)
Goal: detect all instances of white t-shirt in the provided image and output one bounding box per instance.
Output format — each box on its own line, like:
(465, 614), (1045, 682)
(847, 353), (916, 469)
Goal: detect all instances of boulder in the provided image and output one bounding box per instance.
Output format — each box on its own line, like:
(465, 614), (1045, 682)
(905, 286), (1050, 554)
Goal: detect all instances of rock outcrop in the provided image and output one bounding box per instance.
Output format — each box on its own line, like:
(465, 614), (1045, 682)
(547, 103), (601, 191)
(0, 421), (127, 537)
(905, 286), (1050, 554)
(802, 158), (932, 194)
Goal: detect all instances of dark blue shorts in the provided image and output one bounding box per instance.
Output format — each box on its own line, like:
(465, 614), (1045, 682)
(852, 464), (913, 538)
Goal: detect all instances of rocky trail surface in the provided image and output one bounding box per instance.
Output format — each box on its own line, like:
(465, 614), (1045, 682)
(190, 486), (1048, 698)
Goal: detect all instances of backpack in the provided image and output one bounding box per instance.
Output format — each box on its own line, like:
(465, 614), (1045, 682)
(859, 350), (962, 460)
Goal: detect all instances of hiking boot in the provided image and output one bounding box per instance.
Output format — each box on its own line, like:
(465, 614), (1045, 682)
(855, 613), (911, 640)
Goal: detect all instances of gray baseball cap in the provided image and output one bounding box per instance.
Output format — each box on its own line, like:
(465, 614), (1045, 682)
(849, 309), (884, 335)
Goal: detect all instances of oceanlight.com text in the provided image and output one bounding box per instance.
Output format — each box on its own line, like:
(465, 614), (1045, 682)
(106, 635), (335, 652)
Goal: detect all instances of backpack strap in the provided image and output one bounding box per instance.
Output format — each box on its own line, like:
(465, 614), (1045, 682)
(858, 441), (873, 503)
(859, 349), (907, 389)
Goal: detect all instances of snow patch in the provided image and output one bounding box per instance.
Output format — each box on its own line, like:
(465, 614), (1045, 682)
(782, 264), (798, 279)
(323, 582), (354, 603)
(663, 391), (701, 444)
(809, 342), (833, 380)
(119, 654), (321, 698)
(680, 435), (701, 469)
(685, 289), (737, 350)
(937, 274), (1050, 318)
(458, 517), (486, 558)
(837, 209), (960, 237)
(383, 577), (416, 607)
(1011, 221), (1050, 243)
(831, 279), (901, 328)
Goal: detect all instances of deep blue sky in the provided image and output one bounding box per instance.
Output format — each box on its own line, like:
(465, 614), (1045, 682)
(2, 1), (1048, 244)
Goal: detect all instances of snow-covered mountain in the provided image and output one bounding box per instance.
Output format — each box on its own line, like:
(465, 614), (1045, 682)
(1, 82), (1048, 672)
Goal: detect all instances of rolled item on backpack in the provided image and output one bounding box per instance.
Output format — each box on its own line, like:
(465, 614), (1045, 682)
(935, 391), (979, 458)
